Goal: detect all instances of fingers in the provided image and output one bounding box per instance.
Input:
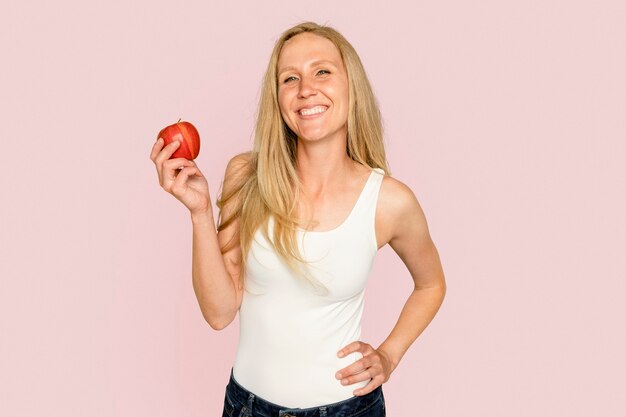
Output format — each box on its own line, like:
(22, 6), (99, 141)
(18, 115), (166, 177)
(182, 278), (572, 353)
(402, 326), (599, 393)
(334, 341), (389, 396)
(150, 138), (182, 182)
(337, 341), (365, 358)
(339, 367), (371, 386)
(337, 341), (373, 361)
(170, 165), (200, 194)
(150, 137), (176, 162)
(149, 137), (165, 161)
(151, 138), (190, 185)
(352, 377), (381, 397)
(336, 354), (370, 382)
(335, 352), (383, 396)
(335, 341), (384, 390)
(150, 137), (208, 214)
(162, 158), (196, 189)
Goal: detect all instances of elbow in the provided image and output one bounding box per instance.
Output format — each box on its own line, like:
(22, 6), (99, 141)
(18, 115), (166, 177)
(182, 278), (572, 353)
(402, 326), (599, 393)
(206, 312), (235, 331)
(208, 320), (227, 331)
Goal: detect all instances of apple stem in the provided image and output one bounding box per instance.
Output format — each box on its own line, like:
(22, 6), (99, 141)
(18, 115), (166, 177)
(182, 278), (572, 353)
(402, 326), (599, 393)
(177, 118), (181, 123)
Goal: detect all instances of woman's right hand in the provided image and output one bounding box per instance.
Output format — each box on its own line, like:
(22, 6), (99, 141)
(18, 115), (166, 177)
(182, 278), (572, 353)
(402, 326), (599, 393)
(150, 138), (211, 215)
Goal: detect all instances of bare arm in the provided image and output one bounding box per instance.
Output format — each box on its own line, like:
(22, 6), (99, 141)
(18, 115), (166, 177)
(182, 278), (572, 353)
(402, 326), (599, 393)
(332, 176), (447, 395)
(376, 177), (447, 369)
(191, 153), (250, 330)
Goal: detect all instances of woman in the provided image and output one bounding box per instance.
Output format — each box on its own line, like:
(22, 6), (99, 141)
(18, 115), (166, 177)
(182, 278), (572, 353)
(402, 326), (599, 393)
(150, 21), (446, 417)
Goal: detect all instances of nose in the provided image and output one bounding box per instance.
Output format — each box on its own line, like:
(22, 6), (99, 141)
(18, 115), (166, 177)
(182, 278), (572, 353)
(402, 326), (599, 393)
(297, 76), (317, 98)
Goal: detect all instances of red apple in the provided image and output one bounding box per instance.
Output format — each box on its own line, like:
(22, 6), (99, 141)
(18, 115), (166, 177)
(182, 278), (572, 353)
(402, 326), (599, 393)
(157, 119), (201, 160)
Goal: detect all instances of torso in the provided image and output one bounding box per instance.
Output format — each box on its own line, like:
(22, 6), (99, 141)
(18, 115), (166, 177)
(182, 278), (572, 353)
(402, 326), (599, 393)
(235, 162), (384, 407)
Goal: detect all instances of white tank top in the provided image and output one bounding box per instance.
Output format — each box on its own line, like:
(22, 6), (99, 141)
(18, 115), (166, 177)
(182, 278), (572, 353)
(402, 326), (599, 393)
(232, 167), (385, 408)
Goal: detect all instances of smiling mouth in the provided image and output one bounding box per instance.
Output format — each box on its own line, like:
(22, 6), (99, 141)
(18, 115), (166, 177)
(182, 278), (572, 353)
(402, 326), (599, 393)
(298, 105), (328, 116)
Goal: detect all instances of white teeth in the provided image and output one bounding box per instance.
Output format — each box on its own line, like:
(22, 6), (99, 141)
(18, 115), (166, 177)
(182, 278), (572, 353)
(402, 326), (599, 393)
(299, 106), (327, 116)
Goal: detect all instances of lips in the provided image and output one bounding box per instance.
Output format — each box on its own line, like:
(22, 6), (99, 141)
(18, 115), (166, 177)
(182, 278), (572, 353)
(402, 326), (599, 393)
(298, 105), (328, 116)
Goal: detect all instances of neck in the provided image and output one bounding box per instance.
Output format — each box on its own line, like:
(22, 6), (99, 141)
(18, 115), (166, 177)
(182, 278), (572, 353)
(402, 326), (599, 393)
(295, 134), (355, 193)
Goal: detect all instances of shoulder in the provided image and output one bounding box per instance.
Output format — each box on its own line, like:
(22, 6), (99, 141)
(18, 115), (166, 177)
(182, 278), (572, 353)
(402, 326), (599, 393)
(377, 173), (431, 247)
(225, 151), (253, 177)
(378, 174), (420, 219)
(217, 152), (254, 213)
(222, 151), (254, 189)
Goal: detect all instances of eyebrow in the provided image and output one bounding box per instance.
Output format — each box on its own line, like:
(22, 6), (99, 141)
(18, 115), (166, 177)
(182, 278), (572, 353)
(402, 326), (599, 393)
(277, 60), (338, 76)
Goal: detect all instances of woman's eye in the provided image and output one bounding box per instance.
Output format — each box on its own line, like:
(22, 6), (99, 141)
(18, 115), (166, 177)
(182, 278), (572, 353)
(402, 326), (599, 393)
(282, 70), (329, 84)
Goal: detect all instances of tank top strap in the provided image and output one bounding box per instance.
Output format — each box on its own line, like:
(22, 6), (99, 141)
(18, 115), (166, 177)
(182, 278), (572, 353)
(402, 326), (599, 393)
(349, 167), (385, 228)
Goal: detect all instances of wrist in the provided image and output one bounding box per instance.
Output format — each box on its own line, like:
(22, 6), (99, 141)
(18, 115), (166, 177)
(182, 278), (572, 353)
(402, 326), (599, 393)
(377, 344), (401, 371)
(190, 209), (213, 225)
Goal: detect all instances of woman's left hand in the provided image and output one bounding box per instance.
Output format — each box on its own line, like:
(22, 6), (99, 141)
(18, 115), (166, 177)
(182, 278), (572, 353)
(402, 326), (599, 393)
(335, 341), (396, 396)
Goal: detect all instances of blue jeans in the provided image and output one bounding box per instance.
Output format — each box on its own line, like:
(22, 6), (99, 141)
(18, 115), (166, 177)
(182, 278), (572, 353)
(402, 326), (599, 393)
(222, 368), (386, 417)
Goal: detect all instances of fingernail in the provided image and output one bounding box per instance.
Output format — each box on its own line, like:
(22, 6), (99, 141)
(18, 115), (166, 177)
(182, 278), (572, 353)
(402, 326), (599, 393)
(335, 372), (341, 379)
(337, 351), (344, 357)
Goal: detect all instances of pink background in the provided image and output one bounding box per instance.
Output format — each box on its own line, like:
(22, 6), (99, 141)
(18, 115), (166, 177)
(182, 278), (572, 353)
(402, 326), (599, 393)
(1, 1), (625, 416)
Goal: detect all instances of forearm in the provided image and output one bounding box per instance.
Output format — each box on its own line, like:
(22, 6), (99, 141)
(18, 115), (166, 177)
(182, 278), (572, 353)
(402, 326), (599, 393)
(377, 285), (446, 370)
(190, 209), (237, 330)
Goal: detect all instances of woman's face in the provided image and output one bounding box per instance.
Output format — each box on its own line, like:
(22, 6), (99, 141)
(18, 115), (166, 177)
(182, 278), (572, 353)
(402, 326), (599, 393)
(276, 32), (349, 144)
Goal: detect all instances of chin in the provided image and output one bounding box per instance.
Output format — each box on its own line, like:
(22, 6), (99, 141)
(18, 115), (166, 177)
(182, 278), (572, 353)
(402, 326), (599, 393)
(296, 127), (337, 142)
(297, 134), (328, 142)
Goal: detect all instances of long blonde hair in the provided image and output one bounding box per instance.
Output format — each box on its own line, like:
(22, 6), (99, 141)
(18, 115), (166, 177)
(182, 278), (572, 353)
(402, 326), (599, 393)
(216, 21), (390, 294)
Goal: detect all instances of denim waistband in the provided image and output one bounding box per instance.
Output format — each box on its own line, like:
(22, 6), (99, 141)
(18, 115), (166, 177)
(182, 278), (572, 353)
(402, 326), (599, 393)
(225, 367), (383, 416)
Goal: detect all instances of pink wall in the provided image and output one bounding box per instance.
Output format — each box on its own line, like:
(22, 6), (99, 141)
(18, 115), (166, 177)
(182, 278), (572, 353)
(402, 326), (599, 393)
(1, 0), (625, 416)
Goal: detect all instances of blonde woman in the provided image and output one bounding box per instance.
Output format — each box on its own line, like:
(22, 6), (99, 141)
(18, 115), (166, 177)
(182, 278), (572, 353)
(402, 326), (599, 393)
(150, 21), (446, 417)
